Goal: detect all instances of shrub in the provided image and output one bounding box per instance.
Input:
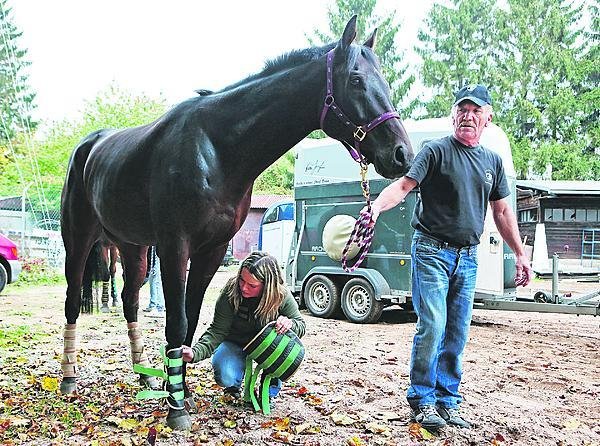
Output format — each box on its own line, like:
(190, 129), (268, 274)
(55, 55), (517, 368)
(16, 257), (64, 287)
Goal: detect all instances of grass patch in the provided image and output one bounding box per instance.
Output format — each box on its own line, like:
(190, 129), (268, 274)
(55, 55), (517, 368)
(0, 325), (48, 349)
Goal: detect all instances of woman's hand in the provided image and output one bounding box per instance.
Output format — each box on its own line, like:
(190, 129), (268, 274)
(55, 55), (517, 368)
(182, 345), (194, 363)
(275, 316), (293, 334)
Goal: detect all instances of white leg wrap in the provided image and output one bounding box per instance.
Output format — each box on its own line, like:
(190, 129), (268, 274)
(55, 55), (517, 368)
(127, 322), (152, 367)
(61, 323), (78, 378)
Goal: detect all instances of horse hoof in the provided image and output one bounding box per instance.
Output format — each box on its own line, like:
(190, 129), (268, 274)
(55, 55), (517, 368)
(140, 375), (161, 390)
(60, 378), (77, 395)
(166, 409), (192, 431)
(100, 305), (110, 313)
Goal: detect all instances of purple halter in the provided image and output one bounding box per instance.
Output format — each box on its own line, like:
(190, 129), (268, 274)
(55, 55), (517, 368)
(319, 49), (400, 163)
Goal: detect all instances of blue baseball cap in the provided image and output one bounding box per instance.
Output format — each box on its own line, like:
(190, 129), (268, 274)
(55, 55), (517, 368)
(453, 84), (492, 107)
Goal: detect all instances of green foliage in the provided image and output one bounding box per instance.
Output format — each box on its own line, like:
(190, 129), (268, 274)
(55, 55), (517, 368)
(415, 0), (498, 118)
(416, 0), (600, 180)
(14, 257), (64, 287)
(0, 0), (37, 143)
(0, 324), (47, 349)
(0, 84), (167, 200)
(254, 150), (295, 195)
(307, 0), (416, 115)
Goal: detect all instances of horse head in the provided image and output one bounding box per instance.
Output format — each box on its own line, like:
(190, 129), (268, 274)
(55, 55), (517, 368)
(321, 16), (414, 178)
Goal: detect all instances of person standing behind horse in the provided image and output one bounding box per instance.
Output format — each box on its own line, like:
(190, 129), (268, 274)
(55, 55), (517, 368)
(182, 252), (305, 402)
(367, 85), (532, 429)
(143, 246), (165, 317)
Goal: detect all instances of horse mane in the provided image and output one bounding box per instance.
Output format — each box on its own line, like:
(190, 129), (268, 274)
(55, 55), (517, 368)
(217, 43), (337, 93)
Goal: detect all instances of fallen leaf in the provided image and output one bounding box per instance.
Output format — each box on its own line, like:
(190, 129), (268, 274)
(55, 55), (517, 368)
(297, 386), (309, 396)
(223, 419), (237, 428)
(564, 418), (581, 430)
(41, 376), (58, 392)
(408, 422), (435, 440)
(271, 430), (293, 443)
(294, 422), (321, 435)
(331, 412), (356, 426)
(365, 421), (390, 435)
(347, 436), (365, 446)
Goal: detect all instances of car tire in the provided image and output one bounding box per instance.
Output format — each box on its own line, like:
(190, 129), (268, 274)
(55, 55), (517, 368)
(303, 274), (340, 318)
(341, 277), (384, 324)
(0, 263), (7, 294)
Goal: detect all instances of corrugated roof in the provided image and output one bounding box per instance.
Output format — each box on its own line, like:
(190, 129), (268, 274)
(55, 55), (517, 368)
(516, 180), (600, 195)
(250, 194), (292, 209)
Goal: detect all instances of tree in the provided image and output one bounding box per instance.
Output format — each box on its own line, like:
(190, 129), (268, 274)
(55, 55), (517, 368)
(0, 84), (168, 210)
(253, 151), (295, 195)
(0, 0), (37, 144)
(415, 0), (498, 118)
(416, 0), (599, 180)
(492, 0), (599, 179)
(308, 0), (416, 115)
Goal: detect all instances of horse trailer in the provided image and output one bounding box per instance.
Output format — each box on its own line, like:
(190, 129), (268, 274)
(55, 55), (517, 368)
(261, 117), (600, 323)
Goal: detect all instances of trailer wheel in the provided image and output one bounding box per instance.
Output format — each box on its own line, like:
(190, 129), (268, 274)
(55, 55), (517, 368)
(341, 278), (384, 324)
(303, 275), (340, 318)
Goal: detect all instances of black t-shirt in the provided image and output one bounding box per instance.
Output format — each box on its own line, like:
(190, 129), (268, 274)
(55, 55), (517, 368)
(405, 135), (510, 246)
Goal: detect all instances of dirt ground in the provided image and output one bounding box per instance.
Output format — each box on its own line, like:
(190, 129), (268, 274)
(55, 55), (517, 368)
(0, 270), (598, 446)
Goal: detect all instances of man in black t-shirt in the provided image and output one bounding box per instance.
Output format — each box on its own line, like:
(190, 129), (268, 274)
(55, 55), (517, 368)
(368, 85), (532, 429)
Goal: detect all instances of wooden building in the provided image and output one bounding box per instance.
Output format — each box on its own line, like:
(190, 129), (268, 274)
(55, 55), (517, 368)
(516, 181), (600, 263)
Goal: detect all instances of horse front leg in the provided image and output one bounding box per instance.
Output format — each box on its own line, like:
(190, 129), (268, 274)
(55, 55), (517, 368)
(158, 242), (192, 430)
(182, 246), (229, 408)
(118, 243), (159, 390)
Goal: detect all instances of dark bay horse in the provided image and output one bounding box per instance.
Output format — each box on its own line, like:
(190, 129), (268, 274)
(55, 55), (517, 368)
(60, 16), (414, 429)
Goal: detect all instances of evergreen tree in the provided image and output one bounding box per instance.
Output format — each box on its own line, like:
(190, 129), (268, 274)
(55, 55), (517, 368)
(0, 0), (36, 143)
(415, 0), (498, 118)
(308, 0), (416, 115)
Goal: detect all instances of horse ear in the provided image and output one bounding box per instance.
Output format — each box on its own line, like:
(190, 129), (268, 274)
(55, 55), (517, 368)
(337, 15), (357, 52)
(363, 28), (378, 49)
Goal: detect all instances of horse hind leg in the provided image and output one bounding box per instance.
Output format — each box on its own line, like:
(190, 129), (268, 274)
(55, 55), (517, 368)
(60, 233), (100, 394)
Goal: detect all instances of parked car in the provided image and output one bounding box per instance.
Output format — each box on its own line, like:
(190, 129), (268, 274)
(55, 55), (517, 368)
(0, 233), (22, 294)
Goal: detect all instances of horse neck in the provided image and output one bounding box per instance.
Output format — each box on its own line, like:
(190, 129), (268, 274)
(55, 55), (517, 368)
(207, 61), (323, 181)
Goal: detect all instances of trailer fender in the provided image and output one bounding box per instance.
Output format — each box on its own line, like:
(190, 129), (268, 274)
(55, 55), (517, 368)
(302, 266), (390, 301)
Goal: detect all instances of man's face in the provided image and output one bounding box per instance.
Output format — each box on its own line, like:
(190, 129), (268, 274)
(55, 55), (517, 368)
(452, 101), (493, 147)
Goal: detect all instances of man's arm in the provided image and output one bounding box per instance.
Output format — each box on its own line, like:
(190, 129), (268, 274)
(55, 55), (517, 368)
(490, 198), (532, 287)
(369, 176), (418, 224)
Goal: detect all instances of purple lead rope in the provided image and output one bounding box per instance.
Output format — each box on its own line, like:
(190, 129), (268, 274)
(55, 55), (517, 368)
(341, 164), (374, 272)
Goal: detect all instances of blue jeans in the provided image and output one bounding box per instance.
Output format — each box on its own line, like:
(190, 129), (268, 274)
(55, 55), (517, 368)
(212, 341), (281, 398)
(148, 254), (165, 311)
(407, 230), (478, 409)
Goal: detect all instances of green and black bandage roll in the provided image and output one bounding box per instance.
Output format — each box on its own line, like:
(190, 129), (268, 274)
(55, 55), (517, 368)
(242, 321), (305, 414)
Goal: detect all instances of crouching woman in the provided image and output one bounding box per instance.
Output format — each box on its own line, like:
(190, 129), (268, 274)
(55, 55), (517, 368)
(182, 251), (306, 401)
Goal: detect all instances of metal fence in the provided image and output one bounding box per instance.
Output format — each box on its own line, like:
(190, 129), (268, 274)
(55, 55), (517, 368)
(0, 187), (64, 267)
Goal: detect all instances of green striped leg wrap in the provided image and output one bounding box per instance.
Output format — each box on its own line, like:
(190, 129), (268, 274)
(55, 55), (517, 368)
(133, 346), (186, 409)
(243, 330), (304, 414)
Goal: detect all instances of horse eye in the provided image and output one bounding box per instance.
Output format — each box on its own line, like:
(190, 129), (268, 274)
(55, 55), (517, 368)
(350, 77), (362, 87)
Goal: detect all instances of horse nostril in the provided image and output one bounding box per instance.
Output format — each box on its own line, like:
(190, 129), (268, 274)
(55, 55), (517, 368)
(394, 145), (406, 166)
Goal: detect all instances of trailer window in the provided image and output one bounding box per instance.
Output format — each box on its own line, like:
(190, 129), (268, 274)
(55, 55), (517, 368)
(263, 207), (279, 224)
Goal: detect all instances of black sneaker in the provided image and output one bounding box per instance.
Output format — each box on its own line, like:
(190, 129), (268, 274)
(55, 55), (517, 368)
(412, 404), (446, 429)
(436, 405), (471, 428)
